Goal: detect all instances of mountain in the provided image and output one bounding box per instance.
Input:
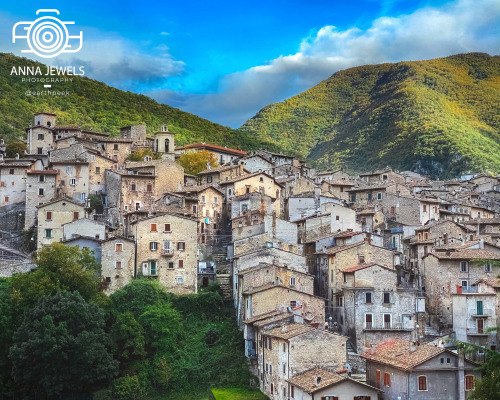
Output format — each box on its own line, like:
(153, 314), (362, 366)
(240, 53), (500, 178)
(0, 53), (278, 152)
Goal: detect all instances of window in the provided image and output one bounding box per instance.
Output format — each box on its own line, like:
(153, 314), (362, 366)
(368, 192), (373, 201)
(113, 144), (119, 150)
(45, 229), (52, 238)
(376, 370), (381, 388)
(350, 193), (356, 202)
(290, 277), (296, 286)
(70, 178), (77, 186)
(365, 292), (372, 303)
(177, 242), (185, 251)
(38, 188), (44, 195)
(178, 260), (184, 269)
(207, 176), (212, 183)
(269, 338), (272, 350)
(39, 175), (45, 182)
(383, 292), (391, 304)
(343, 272), (347, 283)
(4, 196), (9, 202)
(73, 211), (79, 220)
(465, 375), (475, 391)
(150, 242), (158, 251)
(460, 261), (468, 272)
(291, 386), (294, 398)
(214, 197), (218, 204)
(9, 169), (14, 175)
(115, 261), (122, 269)
(151, 223), (157, 232)
(269, 364), (272, 374)
(377, 192), (382, 200)
(168, 262), (174, 269)
(484, 263), (492, 272)
(201, 195), (206, 203)
(259, 176), (264, 182)
(384, 313), (391, 328)
(461, 280), (469, 288)
(290, 301), (297, 308)
(283, 387), (286, 397)
(115, 243), (123, 252)
(95, 167), (100, 174)
(270, 383), (273, 395)
(37, 147), (43, 155)
(192, 205), (197, 214)
(365, 313), (373, 329)
(384, 372), (391, 387)
(38, 133), (44, 140)
(391, 206), (395, 214)
(81, 193), (86, 203)
(177, 277), (183, 284)
(147, 184), (153, 192)
(131, 183), (137, 191)
(423, 205), (427, 212)
(283, 343), (286, 352)
(164, 224), (171, 232)
(46, 211), (52, 220)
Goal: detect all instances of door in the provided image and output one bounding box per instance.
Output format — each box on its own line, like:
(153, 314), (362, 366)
(477, 319), (484, 334)
(365, 314), (373, 329)
(202, 277), (209, 287)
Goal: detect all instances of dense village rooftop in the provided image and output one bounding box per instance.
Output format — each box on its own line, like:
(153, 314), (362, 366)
(263, 322), (315, 339)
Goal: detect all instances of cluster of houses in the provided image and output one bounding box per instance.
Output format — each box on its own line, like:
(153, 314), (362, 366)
(1, 112), (500, 399)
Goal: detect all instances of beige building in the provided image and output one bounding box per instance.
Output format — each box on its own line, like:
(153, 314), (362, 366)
(288, 368), (381, 400)
(197, 164), (247, 185)
(101, 236), (136, 295)
(0, 159), (34, 207)
(175, 142), (247, 165)
(24, 169), (59, 229)
(26, 112), (56, 155)
(62, 218), (107, 241)
(220, 172), (283, 202)
(131, 212), (198, 294)
(36, 198), (85, 249)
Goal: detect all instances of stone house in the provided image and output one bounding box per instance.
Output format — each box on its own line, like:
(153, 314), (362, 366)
(374, 193), (441, 226)
(255, 150), (297, 167)
(36, 198), (85, 249)
(358, 168), (405, 184)
(235, 263), (314, 326)
(101, 236), (136, 295)
(315, 169), (353, 183)
(219, 172), (284, 202)
(197, 164), (247, 185)
(320, 179), (355, 202)
(258, 324), (348, 400)
(452, 276), (500, 351)
(363, 338), (480, 400)
(0, 158), (33, 207)
(288, 367), (381, 400)
(175, 185), (224, 245)
(347, 184), (411, 209)
(26, 112), (56, 155)
(236, 154), (274, 175)
(242, 284), (325, 327)
(230, 192), (281, 228)
(51, 159), (89, 203)
(24, 169), (59, 229)
(278, 176), (317, 199)
(315, 242), (398, 306)
(125, 159), (184, 195)
(422, 249), (500, 332)
(175, 142), (247, 165)
(87, 151), (116, 194)
(131, 212), (198, 294)
(336, 263), (418, 353)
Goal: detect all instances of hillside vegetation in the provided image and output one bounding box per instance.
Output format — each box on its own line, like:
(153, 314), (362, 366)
(0, 53), (278, 152)
(240, 53), (500, 177)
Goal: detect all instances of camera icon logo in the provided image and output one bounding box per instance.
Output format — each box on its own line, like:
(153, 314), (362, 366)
(12, 9), (83, 58)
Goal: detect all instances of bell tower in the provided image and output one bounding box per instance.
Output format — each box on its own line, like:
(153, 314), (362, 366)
(154, 125), (176, 160)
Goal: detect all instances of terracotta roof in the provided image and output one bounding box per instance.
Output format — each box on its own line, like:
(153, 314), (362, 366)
(97, 137), (133, 143)
(253, 313), (292, 327)
(219, 171), (283, 186)
(35, 197), (85, 209)
(357, 209), (376, 215)
(322, 180), (355, 186)
(26, 169), (58, 175)
(176, 142), (247, 156)
(342, 263), (377, 273)
(465, 218), (500, 225)
(197, 164), (245, 175)
(474, 276), (500, 288)
(263, 323), (315, 340)
(175, 184), (223, 194)
(361, 338), (445, 370)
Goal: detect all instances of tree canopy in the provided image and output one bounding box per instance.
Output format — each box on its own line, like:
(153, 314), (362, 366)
(176, 150), (218, 175)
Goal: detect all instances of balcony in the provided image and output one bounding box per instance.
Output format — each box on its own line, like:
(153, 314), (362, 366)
(467, 329), (489, 337)
(364, 322), (413, 331)
(161, 248), (174, 256)
(471, 309), (493, 318)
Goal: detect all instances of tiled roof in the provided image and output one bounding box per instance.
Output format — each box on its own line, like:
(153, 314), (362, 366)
(26, 169), (59, 175)
(176, 142), (247, 155)
(342, 263), (377, 273)
(243, 310), (283, 324)
(198, 164), (244, 175)
(318, 242), (365, 255)
(287, 368), (355, 394)
(427, 249), (500, 260)
(175, 184), (223, 194)
(263, 323), (315, 340)
(333, 231), (363, 238)
(362, 338), (445, 370)
(474, 276), (500, 288)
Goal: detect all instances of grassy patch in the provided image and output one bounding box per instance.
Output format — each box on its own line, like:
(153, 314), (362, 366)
(210, 388), (269, 400)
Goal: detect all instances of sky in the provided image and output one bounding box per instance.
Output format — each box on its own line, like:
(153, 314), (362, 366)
(1, 0), (499, 127)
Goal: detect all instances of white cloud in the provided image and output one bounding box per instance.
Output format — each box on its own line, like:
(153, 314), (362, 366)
(157, 0), (500, 127)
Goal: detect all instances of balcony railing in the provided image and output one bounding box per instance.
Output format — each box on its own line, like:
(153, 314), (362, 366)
(467, 329), (489, 336)
(455, 286), (479, 294)
(364, 322), (413, 331)
(161, 248), (174, 256)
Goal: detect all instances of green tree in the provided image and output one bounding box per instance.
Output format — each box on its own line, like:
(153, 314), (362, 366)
(9, 291), (118, 397)
(176, 150), (218, 175)
(5, 141), (27, 158)
(110, 312), (147, 370)
(126, 148), (161, 161)
(0, 278), (15, 397)
(10, 243), (106, 310)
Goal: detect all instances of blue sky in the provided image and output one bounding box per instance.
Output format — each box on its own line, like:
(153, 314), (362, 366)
(1, 0), (499, 127)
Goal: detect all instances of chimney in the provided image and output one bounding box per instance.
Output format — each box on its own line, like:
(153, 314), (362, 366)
(370, 344), (377, 355)
(479, 238), (484, 249)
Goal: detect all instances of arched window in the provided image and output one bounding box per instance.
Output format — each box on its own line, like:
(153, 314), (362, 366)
(165, 138), (170, 153)
(47, 121), (51, 127)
